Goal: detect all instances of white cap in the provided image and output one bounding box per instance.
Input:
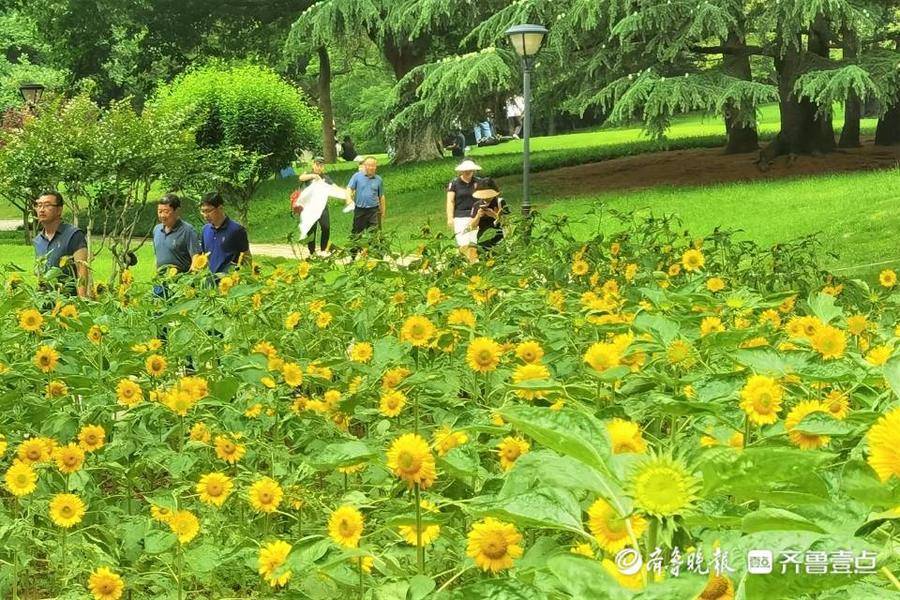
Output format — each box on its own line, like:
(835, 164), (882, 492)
(455, 159), (482, 172)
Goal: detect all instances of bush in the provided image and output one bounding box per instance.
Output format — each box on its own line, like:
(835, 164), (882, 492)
(153, 64), (321, 222)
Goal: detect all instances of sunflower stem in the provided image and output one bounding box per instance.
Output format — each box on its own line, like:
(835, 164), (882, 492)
(175, 545), (184, 600)
(358, 556), (364, 599)
(743, 416), (752, 448)
(414, 483), (424, 574)
(647, 519), (658, 583)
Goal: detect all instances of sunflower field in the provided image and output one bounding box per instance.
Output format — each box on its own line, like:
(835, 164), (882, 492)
(1, 212), (899, 600)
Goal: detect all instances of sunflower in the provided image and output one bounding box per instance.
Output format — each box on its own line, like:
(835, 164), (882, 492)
(315, 311), (333, 329)
(511, 363), (550, 400)
(34, 345), (60, 372)
(584, 333), (632, 373)
(463, 337), (500, 373)
(810, 325), (846, 360)
(398, 499), (441, 546)
(379, 389), (407, 417)
(189, 422), (211, 444)
(78, 425), (106, 453)
(19, 308), (43, 332)
(258, 540), (292, 587)
(253, 341), (277, 357)
(739, 375), (784, 425)
(248, 477), (284, 514)
(399, 315), (436, 347)
(150, 505), (173, 523)
(514, 340), (544, 364)
(607, 419), (648, 454)
(328, 505), (364, 548)
(87, 325), (104, 344)
(196, 472), (234, 507)
(845, 314), (868, 336)
(630, 454), (700, 518)
(432, 426), (468, 456)
(49, 493), (86, 528)
(866, 407), (900, 482)
(784, 401), (832, 450)
(281, 362), (303, 387)
(866, 346), (893, 367)
(88, 567), (125, 600)
(168, 510), (200, 544)
(386, 433), (436, 489)
(570, 543), (595, 558)
(296, 260), (310, 278)
(447, 308), (476, 328)
(18, 437), (51, 464)
(758, 309), (782, 328)
(681, 248), (705, 272)
(706, 277), (726, 292)
(587, 497), (648, 553)
(602, 558), (645, 591)
(497, 436), (530, 471)
(700, 316), (725, 337)
(466, 518), (523, 573)
(145, 354), (167, 378)
(284, 311), (301, 330)
(0, 435), (6, 457)
(190, 252), (209, 272)
(214, 435), (246, 464)
(426, 286), (445, 306)
(666, 339), (696, 367)
(696, 574), (735, 600)
(115, 379), (143, 407)
(54, 443), (86, 474)
(349, 341), (374, 363)
(880, 269), (897, 288)
(5, 461), (37, 496)
(823, 390), (850, 420)
(571, 259), (590, 277)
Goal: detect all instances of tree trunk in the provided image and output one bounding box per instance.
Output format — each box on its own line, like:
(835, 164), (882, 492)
(764, 23), (835, 158)
(317, 46), (337, 163)
(391, 122), (443, 165)
(875, 101), (900, 145)
(382, 36), (441, 163)
(838, 28), (861, 148)
(722, 33), (759, 154)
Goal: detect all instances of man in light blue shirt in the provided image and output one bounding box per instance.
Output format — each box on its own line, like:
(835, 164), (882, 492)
(346, 156), (386, 237)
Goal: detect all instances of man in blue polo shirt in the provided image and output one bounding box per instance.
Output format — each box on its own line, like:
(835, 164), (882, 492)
(33, 190), (90, 297)
(346, 156), (386, 237)
(199, 192), (250, 275)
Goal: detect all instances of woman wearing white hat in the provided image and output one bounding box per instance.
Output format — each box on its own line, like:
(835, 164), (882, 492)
(446, 159), (483, 263)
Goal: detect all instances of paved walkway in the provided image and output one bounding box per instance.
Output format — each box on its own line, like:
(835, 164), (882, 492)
(0, 219), (20, 231)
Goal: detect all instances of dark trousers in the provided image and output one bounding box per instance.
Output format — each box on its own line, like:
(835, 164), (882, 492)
(307, 208), (331, 254)
(350, 206), (381, 256)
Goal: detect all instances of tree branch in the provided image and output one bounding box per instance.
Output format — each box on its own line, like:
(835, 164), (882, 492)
(689, 45), (767, 56)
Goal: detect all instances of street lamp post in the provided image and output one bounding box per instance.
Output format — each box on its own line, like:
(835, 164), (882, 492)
(505, 24), (547, 217)
(19, 82), (45, 112)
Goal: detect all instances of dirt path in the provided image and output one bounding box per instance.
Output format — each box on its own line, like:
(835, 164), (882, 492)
(513, 141), (899, 199)
(0, 219), (20, 231)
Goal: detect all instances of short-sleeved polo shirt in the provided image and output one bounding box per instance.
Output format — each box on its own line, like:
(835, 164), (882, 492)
(33, 222), (87, 272)
(447, 176), (480, 217)
(153, 219), (200, 273)
(201, 217), (250, 275)
(348, 172), (384, 209)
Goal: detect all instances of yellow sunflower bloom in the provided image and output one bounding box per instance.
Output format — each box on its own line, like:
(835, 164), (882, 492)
(497, 436), (530, 471)
(630, 455), (699, 518)
(281, 362), (303, 387)
(784, 401), (832, 450)
(34, 345), (60, 372)
(466, 337), (501, 373)
(328, 505), (364, 548)
(587, 497), (648, 553)
(258, 540), (292, 587)
(399, 315), (435, 347)
(607, 418), (648, 454)
(681, 248), (705, 272)
(88, 567), (125, 600)
(810, 325), (846, 360)
(739, 375), (784, 425)
(196, 472), (234, 507)
(214, 435), (246, 464)
(349, 341), (374, 363)
(18, 308), (44, 332)
(866, 407), (900, 482)
(379, 389), (407, 417)
(514, 340), (544, 364)
(145, 354), (167, 378)
(167, 509), (200, 544)
(466, 517), (523, 573)
(5, 461), (38, 496)
(54, 443), (86, 474)
(511, 362), (550, 400)
(49, 493), (86, 528)
(447, 308), (476, 328)
(432, 426), (468, 456)
(18, 437), (51, 464)
(386, 433), (436, 489)
(879, 269), (897, 288)
(78, 425), (106, 453)
(248, 477), (284, 513)
(398, 499), (441, 546)
(115, 379), (143, 407)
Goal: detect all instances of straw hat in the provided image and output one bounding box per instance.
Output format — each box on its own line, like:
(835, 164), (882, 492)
(473, 188), (500, 200)
(455, 159), (482, 172)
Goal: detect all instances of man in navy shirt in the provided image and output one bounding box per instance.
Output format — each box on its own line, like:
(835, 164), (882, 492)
(33, 190), (90, 297)
(199, 192), (250, 275)
(346, 156), (386, 237)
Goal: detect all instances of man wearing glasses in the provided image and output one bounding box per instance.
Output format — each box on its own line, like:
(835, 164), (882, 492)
(199, 192), (250, 275)
(33, 191), (90, 297)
